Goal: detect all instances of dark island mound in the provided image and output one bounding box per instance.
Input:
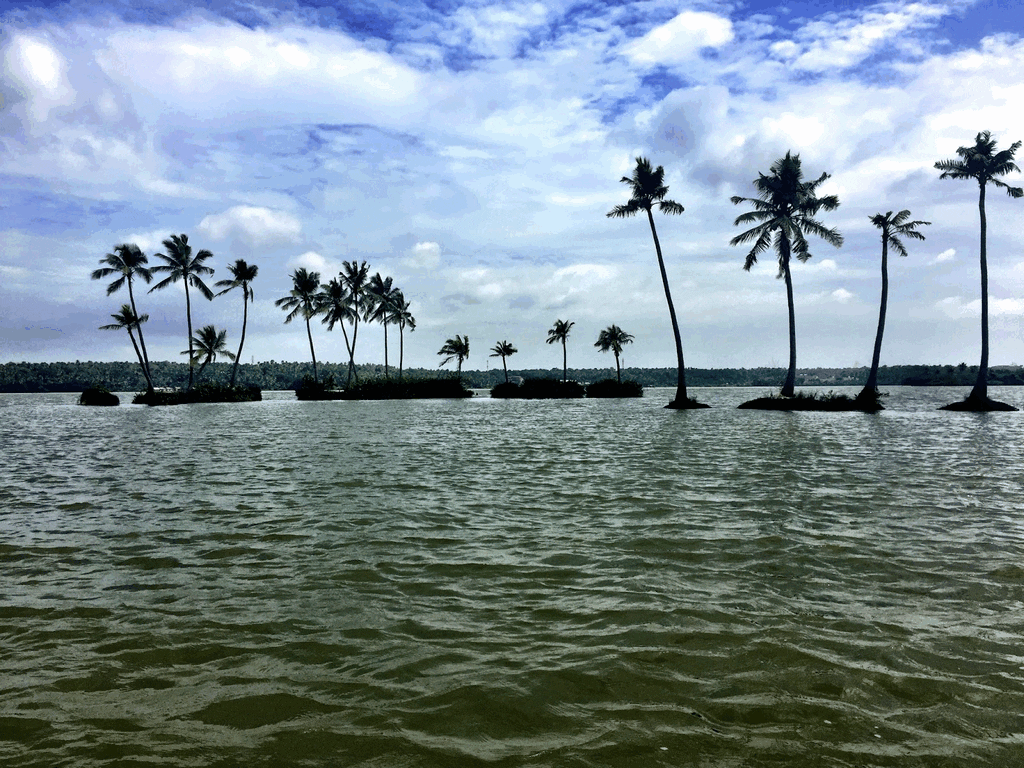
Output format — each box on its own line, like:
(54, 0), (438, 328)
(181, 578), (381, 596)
(666, 396), (711, 410)
(80, 387), (119, 406)
(939, 394), (1018, 412)
(739, 390), (882, 412)
(490, 378), (585, 399)
(298, 375), (473, 400)
(133, 384), (262, 406)
(584, 378), (643, 398)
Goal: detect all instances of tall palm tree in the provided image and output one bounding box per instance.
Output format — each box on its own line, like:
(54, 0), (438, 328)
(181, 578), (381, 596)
(184, 325), (235, 383)
(214, 259), (258, 386)
(339, 260), (371, 386)
(99, 304), (150, 388)
(149, 233), (215, 391)
(393, 292), (415, 382)
(320, 276), (357, 383)
(546, 319), (574, 383)
(730, 152), (843, 398)
(489, 340), (518, 383)
(275, 268), (323, 383)
(859, 211), (930, 399)
(92, 243), (154, 390)
(607, 157), (694, 408)
(438, 335), (470, 378)
(595, 325), (635, 384)
(935, 130), (1023, 405)
(366, 272), (397, 379)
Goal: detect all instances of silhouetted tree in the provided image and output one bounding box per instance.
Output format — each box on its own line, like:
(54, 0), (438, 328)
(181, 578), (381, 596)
(366, 272), (397, 379)
(935, 130), (1023, 405)
(607, 157), (693, 407)
(438, 335), (469, 378)
(93, 243), (154, 390)
(275, 268), (323, 383)
(595, 324), (634, 384)
(150, 234), (215, 391)
(321, 277), (356, 383)
(99, 305), (150, 388)
(546, 319), (574, 383)
(860, 211), (929, 399)
(730, 152), (843, 397)
(185, 325), (235, 383)
(339, 260), (371, 386)
(394, 292), (415, 381)
(214, 259), (258, 386)
(489, 340), (518, 383)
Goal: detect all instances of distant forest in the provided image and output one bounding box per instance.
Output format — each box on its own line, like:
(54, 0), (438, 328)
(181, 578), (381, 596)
(3, 360), (1024, 393)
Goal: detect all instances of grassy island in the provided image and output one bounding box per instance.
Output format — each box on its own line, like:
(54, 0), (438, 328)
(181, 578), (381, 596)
(738, 390), (882, 412)
(133, 384), (262, 406)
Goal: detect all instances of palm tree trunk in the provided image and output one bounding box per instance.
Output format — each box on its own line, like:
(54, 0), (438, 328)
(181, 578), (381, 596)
(348, 316), (360, 385)
(126, 328), (147, 386)
(781, 244), (797, 398)
(127, 278), (154, 391)
(185, 281), (195, 391)
(398, 325), (405, 382)
(305, 316), (319, 383)
(502, 357), (509, 383)
(646, 208), (688, 404)
(863, 235), (889, 394)
(231, 292), (247, 386)
(615, 351), (621, 384)
(971, 182), (989, 401)
(562, 340), (567, 383)
(383, 324), (390, 380)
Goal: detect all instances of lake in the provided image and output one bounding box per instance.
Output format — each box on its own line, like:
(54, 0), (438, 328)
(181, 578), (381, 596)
(2, 386), (1023, 767)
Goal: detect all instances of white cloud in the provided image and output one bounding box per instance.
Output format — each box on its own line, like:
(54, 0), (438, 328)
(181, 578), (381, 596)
(624, 11), (733, 67)
(3, 35), (75, 123)
(288, 251), (337, 277)
(198, 206), (302, 247)
(932, 248), (956, 264)
(831, 288), (854, 303)
(404, 241), (442, 269)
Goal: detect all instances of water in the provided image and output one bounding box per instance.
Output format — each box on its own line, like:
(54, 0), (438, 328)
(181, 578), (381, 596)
(2, 387), (1024, 767)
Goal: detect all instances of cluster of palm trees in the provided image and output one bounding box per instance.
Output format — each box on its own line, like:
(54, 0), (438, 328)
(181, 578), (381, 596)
(92, 234), (257, 391)
(275, 261), (415, 386)
(610, 130), (1020, 410)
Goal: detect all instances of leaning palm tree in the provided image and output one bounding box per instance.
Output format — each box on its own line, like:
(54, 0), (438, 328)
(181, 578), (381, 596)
(859, 211), (930, 401)
(99, 304), (151, 389)
(489, 340), (518, 383)
(546, 319), (575, 383)
(214, 259), (258, 386)
(275, 268), (323, 383)
(595, 325), (635, 384)
(320, 277), (357, 383)
(608, 157), (698, 408)
(185, 325), (235, 383)
(149, 234), (215, 391)
(935, 130), (1023, 408)
(393, 292), (415, 381)
(730, 152), (843, 398)
(92, 243), (154, 390)
(366, 272), (397, 379)
(339, 260), (371, 386)
(438, 334), (470, 378)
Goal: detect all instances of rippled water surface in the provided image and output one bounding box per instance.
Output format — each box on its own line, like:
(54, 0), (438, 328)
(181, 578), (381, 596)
(3, 387), (1024, 767)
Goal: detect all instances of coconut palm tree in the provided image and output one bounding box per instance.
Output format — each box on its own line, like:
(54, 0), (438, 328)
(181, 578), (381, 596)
(546, 319), (574, 383)
(859, 211), (930, 400)
(99, 304), (150, 388)
(595, 325), (635, 384)
(393, 292), (415, 381)
(489, 340), (518, 383)
(149, 234), (216, 391)
(935, 130), (1023, 407)
(214, 259), (258, 386)
(607, 157), (695, 408)
(339, 260), (371, 386)
(185, 325), (235, 383)
(275, 268), (323, 383)
(438, 335), (470, 378)
(320, 277), (357, 382)
(366, 272), (397, 379)
(92, 243), (154, 390)
(730, 152), (843, 398)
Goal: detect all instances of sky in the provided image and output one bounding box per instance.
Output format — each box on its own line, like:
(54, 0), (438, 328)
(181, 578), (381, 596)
(3, 0), (1024, 373)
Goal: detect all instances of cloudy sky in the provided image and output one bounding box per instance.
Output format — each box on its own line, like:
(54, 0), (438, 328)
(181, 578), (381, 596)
(3, 0), (1024, 373)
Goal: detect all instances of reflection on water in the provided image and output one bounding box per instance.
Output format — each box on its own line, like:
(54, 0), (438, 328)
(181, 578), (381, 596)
(1, 387), (1023, 767)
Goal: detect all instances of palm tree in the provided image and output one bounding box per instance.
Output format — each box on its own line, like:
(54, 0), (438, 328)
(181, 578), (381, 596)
(275, 268), (323, 383)
(859, 211), (930, 400)
(339, 260), (371, 386)
(546, 319), (575, 383)
(185, 325), (235, 383)
(393, 292), (415, 381)
(438, 335), (470, 378)
(320, 277), (357, 383)
(489, 340), (518, 383)
(730, 152), (843, 398)
(595, 325), (635, 384)
(607, 157), (694, 408)
(214, 259), (258, 386)
(366, 272), (397, 379)
(935, 130), (1023, 406)
(92, 243), (154, 390)
(149, 234), (215, 391)
(99, 304), (150, 387)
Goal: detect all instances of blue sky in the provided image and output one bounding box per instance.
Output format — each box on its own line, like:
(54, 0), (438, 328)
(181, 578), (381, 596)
(3, 0), (1024, 373)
